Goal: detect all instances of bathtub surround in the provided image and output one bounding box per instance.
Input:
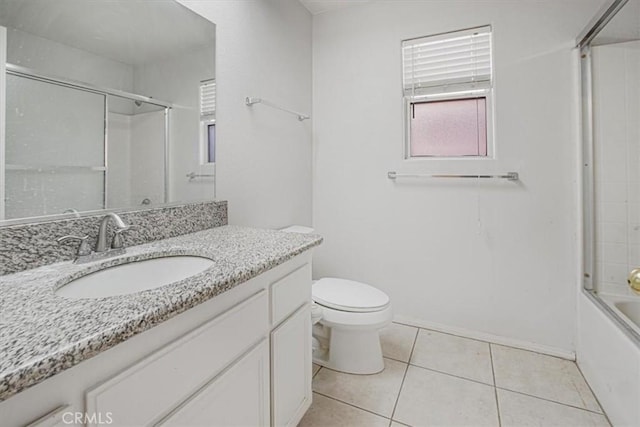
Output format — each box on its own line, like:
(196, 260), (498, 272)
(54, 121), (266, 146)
(578, 292), (640, 426)
(0, 201), (227, 275)
(591, 40), (640, 298)
(311, 0), (604, 354)
(575, 3), (640, 425)
(0, 225), (321, 401)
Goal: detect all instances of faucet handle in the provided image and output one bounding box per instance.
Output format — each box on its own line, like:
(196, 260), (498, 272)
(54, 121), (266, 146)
(57, 235), (92, 256)
(111, 225), (136, 249)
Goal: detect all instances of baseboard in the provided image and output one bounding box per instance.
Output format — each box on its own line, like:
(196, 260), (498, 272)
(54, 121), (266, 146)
(393, 315), (576, 361)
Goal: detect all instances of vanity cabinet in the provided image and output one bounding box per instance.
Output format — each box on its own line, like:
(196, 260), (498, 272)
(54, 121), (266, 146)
(3, 253), (313, 427)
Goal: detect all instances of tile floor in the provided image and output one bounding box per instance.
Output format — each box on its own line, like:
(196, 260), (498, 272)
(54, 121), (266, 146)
(299, 323), (610, 427)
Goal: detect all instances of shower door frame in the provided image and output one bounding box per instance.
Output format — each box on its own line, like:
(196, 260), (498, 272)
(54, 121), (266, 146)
(4, 63), (172, 215)
(578, 0), (640, 345)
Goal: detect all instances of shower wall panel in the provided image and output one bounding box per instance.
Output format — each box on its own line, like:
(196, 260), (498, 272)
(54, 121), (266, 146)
(592, 41), (640, 296)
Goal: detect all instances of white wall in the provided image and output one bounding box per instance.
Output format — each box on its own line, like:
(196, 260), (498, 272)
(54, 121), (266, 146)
(6, 28), (133, 91)
(592, 41), (640, 297)
(177, 0), (312, 229)
(312, 0), (604, 352)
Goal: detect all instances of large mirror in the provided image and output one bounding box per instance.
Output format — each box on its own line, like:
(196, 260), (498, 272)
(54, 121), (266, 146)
(0, 0), (216, 224)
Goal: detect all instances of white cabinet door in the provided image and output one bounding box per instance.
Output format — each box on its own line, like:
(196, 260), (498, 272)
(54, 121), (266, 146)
(271, 303), (312, 427)
(159, 339), (270, 427)
(87, 290), (268, 426)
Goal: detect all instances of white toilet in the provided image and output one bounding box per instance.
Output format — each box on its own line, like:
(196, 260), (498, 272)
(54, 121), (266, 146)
(281, 226), (393, 375)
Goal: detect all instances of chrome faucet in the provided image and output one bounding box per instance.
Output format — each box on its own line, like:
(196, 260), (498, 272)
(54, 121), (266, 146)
(96, 212), (130, 252)
(58, 212), (132, 263)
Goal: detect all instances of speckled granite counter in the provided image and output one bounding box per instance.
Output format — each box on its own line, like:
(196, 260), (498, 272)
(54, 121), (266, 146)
(0, 225), (322, 401)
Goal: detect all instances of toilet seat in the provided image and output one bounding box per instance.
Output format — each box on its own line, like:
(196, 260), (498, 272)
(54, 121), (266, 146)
(313, 278), (390, 313)
(317, 303), (393, 329)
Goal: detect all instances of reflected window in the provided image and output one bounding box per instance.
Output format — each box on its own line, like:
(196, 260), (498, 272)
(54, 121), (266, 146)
(200, 79), (216, 165)
(207, 123), (216, 163)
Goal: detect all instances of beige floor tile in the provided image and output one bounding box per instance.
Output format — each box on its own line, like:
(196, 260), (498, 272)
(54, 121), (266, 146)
(380, 322), (418, 362)
(498, 389), (610, 427)
(298, 393), (390, 427)
(491, 345), (602, 413)
(410, 329), (494, 385)
(312, 358), (406, 418)
(312, 363), (321, 377)
(394, 365), (499, 427)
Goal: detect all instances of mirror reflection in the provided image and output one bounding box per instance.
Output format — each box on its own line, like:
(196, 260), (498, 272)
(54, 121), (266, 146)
(0, 0), (216, 223)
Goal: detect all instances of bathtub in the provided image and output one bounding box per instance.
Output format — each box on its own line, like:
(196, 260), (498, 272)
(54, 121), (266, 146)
(600, 293), (640, 338)
(578, 291), (640, 426)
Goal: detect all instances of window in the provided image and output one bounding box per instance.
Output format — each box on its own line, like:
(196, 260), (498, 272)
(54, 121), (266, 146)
(402, 26), (492, 158)
(200, 79), (216, 165)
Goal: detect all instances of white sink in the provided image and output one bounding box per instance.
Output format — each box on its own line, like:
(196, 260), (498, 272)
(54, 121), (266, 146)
(56, 256), (214, 299)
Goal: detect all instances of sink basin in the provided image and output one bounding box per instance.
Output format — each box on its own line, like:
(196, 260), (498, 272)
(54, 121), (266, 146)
(56, 256), (214, 299)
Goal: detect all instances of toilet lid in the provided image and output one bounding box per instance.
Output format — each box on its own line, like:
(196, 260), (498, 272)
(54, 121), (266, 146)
(312, 278), (390, 313)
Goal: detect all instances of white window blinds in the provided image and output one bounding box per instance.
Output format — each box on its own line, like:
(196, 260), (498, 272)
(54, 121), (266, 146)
(402, 26), (492, 96)
(200, 79), (216, 119)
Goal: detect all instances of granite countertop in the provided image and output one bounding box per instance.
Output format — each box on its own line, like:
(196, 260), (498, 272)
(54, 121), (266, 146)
(0, 225), (322, 401)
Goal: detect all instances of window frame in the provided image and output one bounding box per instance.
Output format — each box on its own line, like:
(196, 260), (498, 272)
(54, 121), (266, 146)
(403, 88), (494, 160)
(199, 78), (216, 167)
(401, 25), (494, 161)
(199, 117), (216, 166)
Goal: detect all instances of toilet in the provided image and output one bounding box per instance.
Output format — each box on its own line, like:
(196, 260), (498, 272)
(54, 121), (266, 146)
(280, 226), (393, 375)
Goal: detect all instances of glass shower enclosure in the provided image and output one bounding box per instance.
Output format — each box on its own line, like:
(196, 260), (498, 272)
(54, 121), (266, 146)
(2, 64), (170, 220)
(580, 0), (640, 342)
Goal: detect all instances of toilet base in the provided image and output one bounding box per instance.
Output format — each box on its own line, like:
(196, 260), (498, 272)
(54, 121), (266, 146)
(312, 327), (385, 375)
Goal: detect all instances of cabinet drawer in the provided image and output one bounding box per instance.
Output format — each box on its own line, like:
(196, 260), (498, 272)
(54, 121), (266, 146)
(271, 263), (311, 326)
(86, 290), (268, 427)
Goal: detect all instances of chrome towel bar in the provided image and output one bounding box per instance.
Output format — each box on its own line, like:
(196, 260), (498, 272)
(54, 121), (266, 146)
(186, 172), (215, 181)
(6, 164), (106, 172)
(245, 97), (310, 121)
(387, 171), (519, 181)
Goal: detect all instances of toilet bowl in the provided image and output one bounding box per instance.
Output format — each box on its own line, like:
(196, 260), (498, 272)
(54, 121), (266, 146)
(312, 278), (392, 374)
(280, 226), (393, 375)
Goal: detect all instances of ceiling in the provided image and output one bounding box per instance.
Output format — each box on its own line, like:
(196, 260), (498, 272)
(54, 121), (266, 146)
(0, 0), (215, 66)
(298, 0), (371, 15)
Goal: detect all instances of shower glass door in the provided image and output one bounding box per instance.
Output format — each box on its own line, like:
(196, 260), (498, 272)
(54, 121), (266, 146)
(5, 74), (106, 219)
(585, 0), (640, 301)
